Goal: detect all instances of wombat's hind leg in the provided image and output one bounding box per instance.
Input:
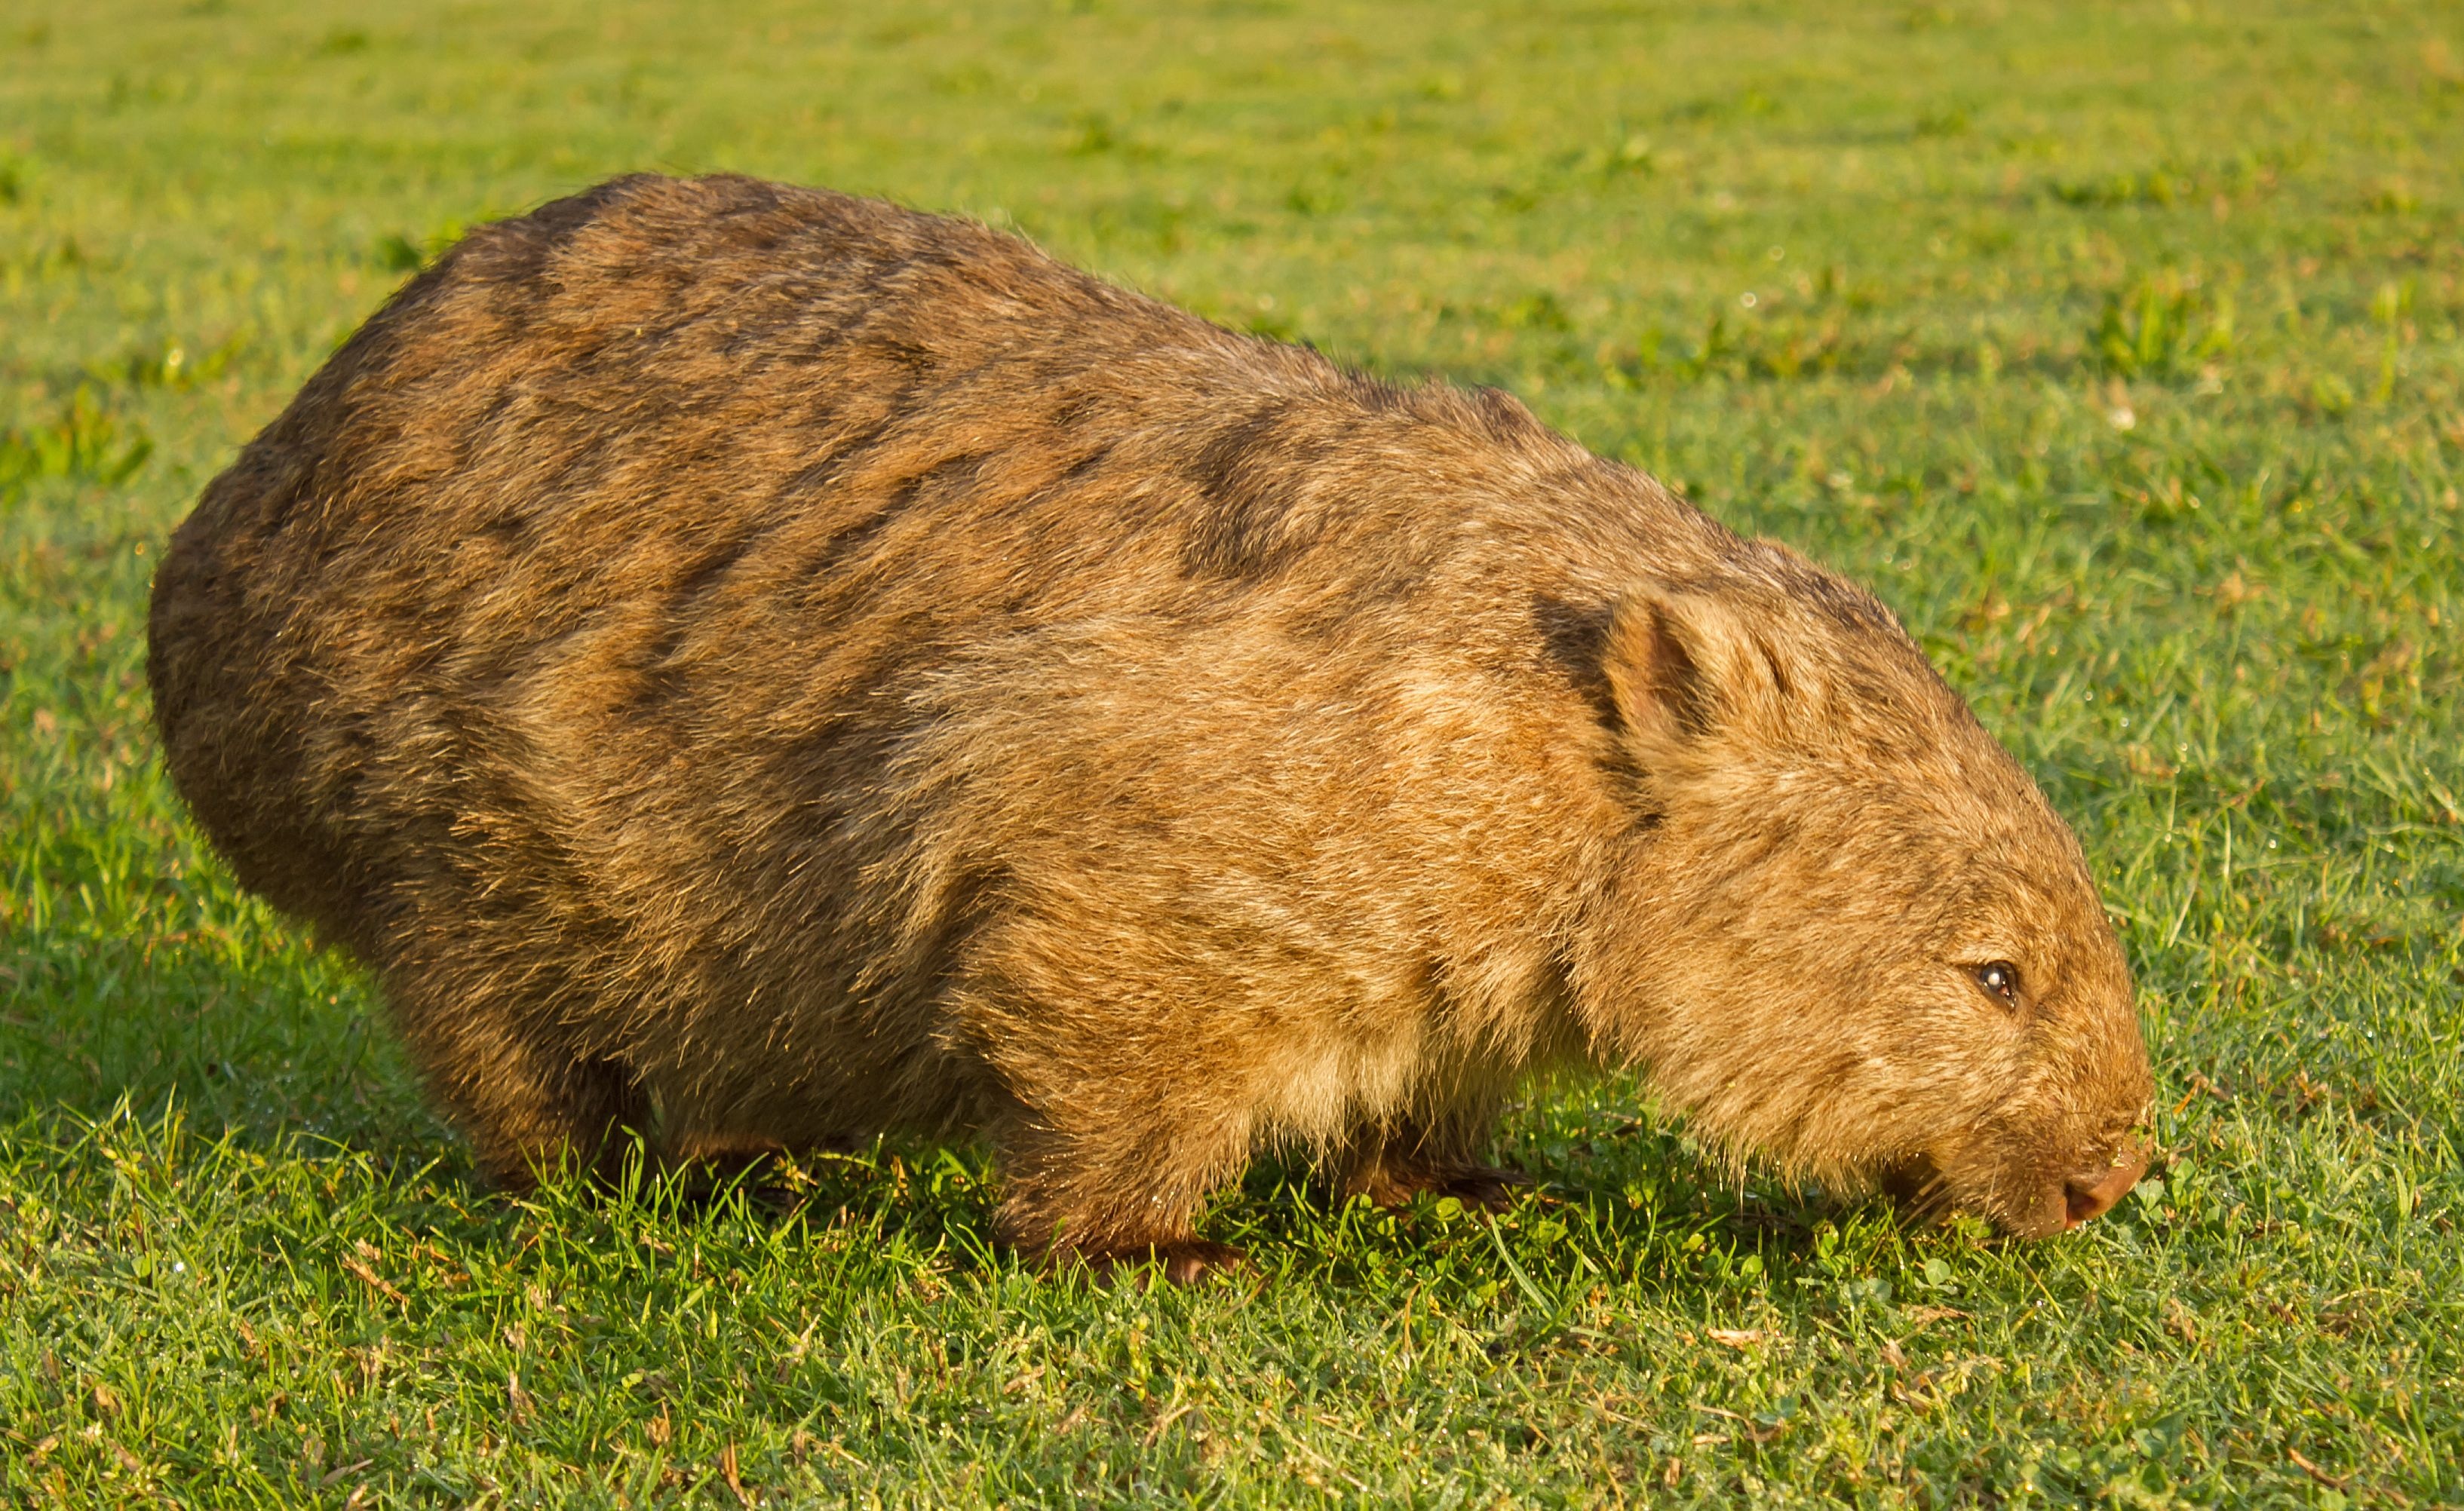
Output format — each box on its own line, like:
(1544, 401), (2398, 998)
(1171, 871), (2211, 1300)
(656, 1132), (802, 1200)
(450, 1051), (649, 1193)
(1118, 1240), (1247, 1287)
(390, 985), (650, 1191)
(990, 1116), (1250, 1285)
(663, 1132), (790, 1170)
(1342, 1119), (1531, 1212)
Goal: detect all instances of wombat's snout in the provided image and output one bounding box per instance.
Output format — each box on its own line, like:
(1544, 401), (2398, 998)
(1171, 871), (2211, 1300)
(2060, 1143), (2149, 1229)
(1886, 1128), (2151, 1239)
(1996, 1138), (2149, 1238)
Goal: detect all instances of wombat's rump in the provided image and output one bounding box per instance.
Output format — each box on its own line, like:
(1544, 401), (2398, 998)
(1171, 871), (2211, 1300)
(149, 174), (2150, 1277)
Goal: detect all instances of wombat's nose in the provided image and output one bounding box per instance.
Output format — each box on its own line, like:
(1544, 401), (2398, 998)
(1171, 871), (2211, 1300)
(2062, 1147), (2148, 1227)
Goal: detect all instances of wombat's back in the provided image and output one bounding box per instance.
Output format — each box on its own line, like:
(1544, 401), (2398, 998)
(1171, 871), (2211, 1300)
(151, 176), (1232, 936)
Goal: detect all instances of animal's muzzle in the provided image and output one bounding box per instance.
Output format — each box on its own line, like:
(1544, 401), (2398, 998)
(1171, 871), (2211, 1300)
(2060, 1144), (2149, 1228)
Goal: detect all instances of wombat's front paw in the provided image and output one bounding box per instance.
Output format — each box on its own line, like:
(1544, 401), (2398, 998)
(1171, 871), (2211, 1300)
(1434, 1165), (1534, 1212)
(1081, 1240), (1247, 1286)
(1155, 1240), (1246, 1286)
(1354, 1159), (1533, 1212)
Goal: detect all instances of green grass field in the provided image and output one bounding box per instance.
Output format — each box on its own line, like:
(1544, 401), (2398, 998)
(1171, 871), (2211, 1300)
(5, 1), (2462, 1503)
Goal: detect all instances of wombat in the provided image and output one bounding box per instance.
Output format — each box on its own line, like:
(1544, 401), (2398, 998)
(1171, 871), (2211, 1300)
(149, 173), (2152, 1280)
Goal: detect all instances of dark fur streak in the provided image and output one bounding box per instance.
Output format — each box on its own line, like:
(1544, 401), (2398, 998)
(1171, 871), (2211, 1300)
(1751, 631), (1792, 701)
(1648, 605), (1716, 737)
(1059, 444), (1114, 483)
(798, 506), (900, 591)
(1469, 387), (1539, 442)
(1532, 595), (1619, 731)
(1345, 374), (1410, 414)
(1180, 402), (1326, 580)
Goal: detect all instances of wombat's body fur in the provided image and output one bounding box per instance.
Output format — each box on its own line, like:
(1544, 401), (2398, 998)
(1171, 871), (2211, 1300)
(151, 174), (2150, 1275)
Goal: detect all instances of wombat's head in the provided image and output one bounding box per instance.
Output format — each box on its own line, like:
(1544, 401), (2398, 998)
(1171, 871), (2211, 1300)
(1570, 552), (2153, 1238)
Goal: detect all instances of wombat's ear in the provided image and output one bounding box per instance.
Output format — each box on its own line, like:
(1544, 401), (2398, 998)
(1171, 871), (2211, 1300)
(1600, 590), (1797, 761)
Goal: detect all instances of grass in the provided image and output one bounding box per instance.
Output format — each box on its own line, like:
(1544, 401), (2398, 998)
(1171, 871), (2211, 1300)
(4, 0), (2462, 1503)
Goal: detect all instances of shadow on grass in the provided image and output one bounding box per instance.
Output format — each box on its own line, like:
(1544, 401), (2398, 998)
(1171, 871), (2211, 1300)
(4, 912), (1912, 1319)
(0, 919), (440, 1160)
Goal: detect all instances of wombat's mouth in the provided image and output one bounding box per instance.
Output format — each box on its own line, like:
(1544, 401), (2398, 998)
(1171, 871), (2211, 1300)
(1873, 1143), (2148, 1239)
(1873, 1154), (1957, 1224)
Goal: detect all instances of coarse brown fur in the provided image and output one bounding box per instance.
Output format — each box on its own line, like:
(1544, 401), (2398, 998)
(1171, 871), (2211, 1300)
(148, 173), (2153, 1277)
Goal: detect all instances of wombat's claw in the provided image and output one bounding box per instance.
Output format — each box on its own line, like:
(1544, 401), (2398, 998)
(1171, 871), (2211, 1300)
(1354, 1161), (1533, 1211)
(1154, 1240), (1246, 1286)
(1435, 1165), (1533, 1212)
(1063, 1240), (1247, 1286)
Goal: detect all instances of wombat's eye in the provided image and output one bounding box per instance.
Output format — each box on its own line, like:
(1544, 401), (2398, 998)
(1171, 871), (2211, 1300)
(1971, 961), (2022, 1010)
